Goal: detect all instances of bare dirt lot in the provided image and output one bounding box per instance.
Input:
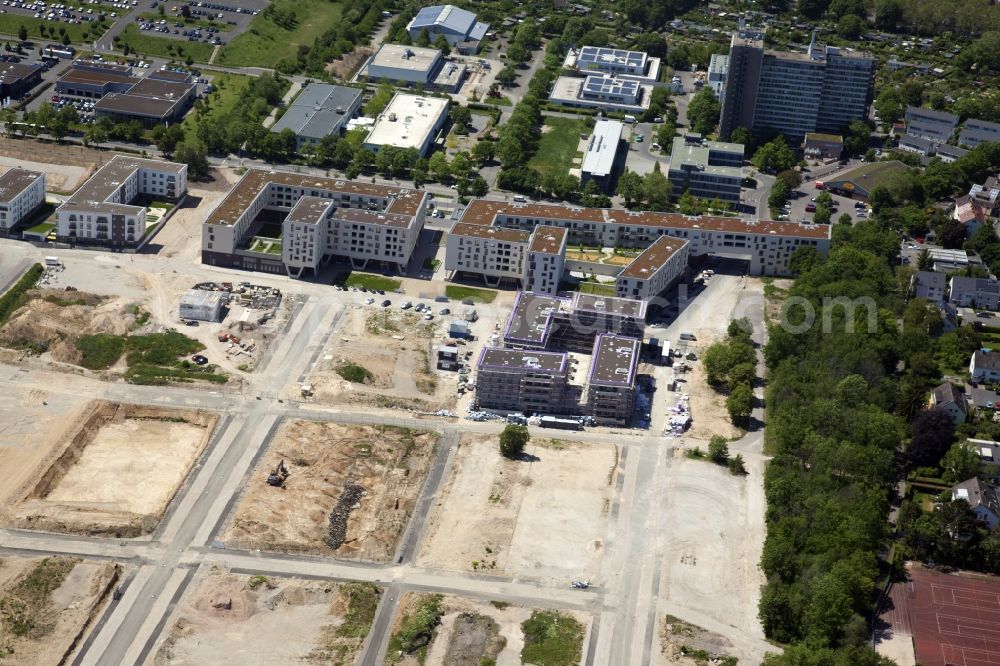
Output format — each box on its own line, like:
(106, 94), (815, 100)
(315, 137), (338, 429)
(222, 420), (438, 561)
(418, 435), (616, 582)
(0, 139), (102, 192)
(0, 556), (120, 665)
(5, 402), (217, 537)
(658, 452), (766, 643)
(309, 306), (456, 412)
(150, 167), (241, 264)
(653, 614), (740, 666)
(153, 568), (379, 666)
(386, 593), (589, 666)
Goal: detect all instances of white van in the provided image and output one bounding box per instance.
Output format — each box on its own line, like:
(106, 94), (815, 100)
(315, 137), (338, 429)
(623, 115), (637, 124)
(512, 195), (526, 202)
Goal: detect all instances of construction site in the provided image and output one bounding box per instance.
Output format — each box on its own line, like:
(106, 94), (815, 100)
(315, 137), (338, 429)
(385, 592), (589, 666)
(308, 305), (456, 412)
(4, 401), (218, 537)
(0, 555), (122, 665)
(152, 568), (380, 666)
(417, 434), (617, 582)
(221, 419), (439, 560)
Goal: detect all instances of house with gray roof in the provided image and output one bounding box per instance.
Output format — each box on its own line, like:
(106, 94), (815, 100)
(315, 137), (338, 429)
(270, 84), (362, 153)
(929, 382), (967, 424)
(407, 5), (489, 53)
(911, 270), (947, 303)
(952, 477), (1000, 529)
(971, 349), (1000, 384)
(960, 119), (1000, 149)
(950, 276), (1000, 311)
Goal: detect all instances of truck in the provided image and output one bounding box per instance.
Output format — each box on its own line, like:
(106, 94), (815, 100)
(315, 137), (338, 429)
(44, 256), (61, 267)
(539, 415), (583, 430)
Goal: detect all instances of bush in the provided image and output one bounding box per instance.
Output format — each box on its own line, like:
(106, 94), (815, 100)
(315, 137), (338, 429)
(336, 362), (373, 384)
(499, 424), (529, 459)
(75, 334), (127, 370)
(521, 610), (585, 666)
(388, 594), (443, 656)
(728, 453), (747, 475)
(0, 263), (42, 327)
(708, 436), (729, 463)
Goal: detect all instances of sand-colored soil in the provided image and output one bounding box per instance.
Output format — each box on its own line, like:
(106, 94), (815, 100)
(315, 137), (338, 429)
(0, 556), (119, 665)
(6, 402), (217, 536)
(154, 569), (377, 666)
(0, 142), (99, 192)
(653, 614), (740, 666)
(418, 435), (616, 582)
(222, 420), (438, 561)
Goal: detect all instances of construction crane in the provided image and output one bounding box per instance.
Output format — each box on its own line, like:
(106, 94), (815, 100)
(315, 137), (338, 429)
(267, 460), (289, 487)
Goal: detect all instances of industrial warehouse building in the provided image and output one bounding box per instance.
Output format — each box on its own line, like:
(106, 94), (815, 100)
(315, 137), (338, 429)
(55, 155), (188, 247)
(360, 44), (467, 92)
(363, 93), (449, 156)
(269, 84), (363, 153)
(0, 62), (44, 101)
(667, 135), (744, 204)
(179, 289), (225, 322)
(406, 4), (489, 53)
(0, 168), (46, 236)
(580, 119), (624, 191)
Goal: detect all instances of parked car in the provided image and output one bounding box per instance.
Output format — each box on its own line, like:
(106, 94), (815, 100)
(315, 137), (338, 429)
(191, 354), (208, 365)
(400, 301), (412, 309)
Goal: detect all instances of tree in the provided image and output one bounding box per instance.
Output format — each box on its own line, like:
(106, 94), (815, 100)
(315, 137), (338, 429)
(499, 424), (529, 459)
(728, 453), (747, 475)
(837, 14), (865, 39)
(678, 190), (699, 215)
(837, 213), (852, 224)
(729, 126), (752, 147)
(415, 27), (430, 47)
(427, 151), (450, 183)
(776, 169), (802, 191)
(642, 163), (671, 211)
(916, 247), (932, 270)
(708, 435), (729, 463)
(152, 124), (184, 156)
(908, 408), (956, 469)
(814, 206), (832, 225)
(18, 25), (27, 42)
(616, 169), (644, 207)
(727, 384), (753, 423)
(752, 136), (797, 173)
(175, 139), (210, 179)
(686, 88), (720, 136)
(942, 441), (982, 483)
(939, 219), (967, 249)
(449, 105), (472, 133)
(433, 33), (450, 56)
(874, 0), (901, 30)
(507, 41), (529, 64)
(472, 139), (495, 165)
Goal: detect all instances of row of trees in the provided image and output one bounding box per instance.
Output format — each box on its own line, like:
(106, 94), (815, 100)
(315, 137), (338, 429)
(703, 319), (756, 424)
(272, 0), (387, 75)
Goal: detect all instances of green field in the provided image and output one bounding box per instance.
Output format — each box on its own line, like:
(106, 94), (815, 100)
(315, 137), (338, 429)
(180, 72), (251, 142)
(114, 24), (215, 62)
(343, 273), (402, 292)
(0, 14), (109, 42)
(445, 285), (497, 303)
(215, 0), (343, 68)
(527, 117), (589, 179)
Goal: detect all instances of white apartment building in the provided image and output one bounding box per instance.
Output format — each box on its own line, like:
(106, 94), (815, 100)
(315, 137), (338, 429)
(202, 169), (428, 275)
(446, 199), (830, 281)
(524, 226), (567, 295)
(0, 168), (45, 235)
(615, 235), (690, 301)
(55, 155), (187, 247)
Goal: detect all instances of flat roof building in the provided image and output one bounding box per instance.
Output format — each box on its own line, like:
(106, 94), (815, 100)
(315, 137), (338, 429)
(270, 84), (363, 153)
(407, 4), (489, 53)
(474, 346), (571, 414)
(0, 62), (44, 101)
(361, 44), (466, 92)
(667, 134), (744, 204)
(55, 155), (187, 247)
(803, 132), (843, 159)
(0, 168), (45, 236)
(567, 45), (661, 84)
(580, 119), (624, 191)
(363, 93), (449, 156)
(822, 160), (909, 200)
(94, 77), (197, 127)
(616, 235), (690, 301)
(549, 75), (652, 114)
(179, 289), (225, 322)
(587, 334), (640, 425)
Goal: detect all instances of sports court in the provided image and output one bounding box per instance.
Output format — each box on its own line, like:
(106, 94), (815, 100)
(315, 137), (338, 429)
(881, 564), (1000, 666)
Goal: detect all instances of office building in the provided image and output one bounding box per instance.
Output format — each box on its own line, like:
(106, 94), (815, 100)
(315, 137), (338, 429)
(566, 45), (661, 83)
(905, 106), (958, 144)
(269, 84), (363, 153)
(0, 168), (45, 236)
(55, 156), (187, 247)
(406, 4), (489, 52)
(201, 169), (428, 275)
(615, 235), (690, 301)
(363, 93), (449, 156)
(667, 134), (744, 204)
(960, 119), (1000, 149)
(446, 199), (831, 279)
(718, 23), (875, 142)
(0, 62), (44, 101)
(580, 119), (624, 191)
(361, 43), (467, 92)
(549, 75), (652, 114)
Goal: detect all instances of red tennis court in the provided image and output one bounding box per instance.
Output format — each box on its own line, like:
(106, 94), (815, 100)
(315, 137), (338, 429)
(883, 565), (1000, 666)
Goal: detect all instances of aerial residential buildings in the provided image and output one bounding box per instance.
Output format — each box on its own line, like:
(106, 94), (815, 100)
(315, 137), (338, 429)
(201, 169), (428, 275)
(360, 44), (467, 92)
(474, 347), (572, 414)
(269, 84), (363, 153)
(910, 270), (947, 303)
(904, 106), (958, 144)
(803, 133), (844, 160)
(971, 350), (1000, 384)
(953, 195), (987, 234)
(580, 119), (625, 191)
(55, 156), (187, 247)
(615, 235), (690, 301)
(548, 75), (652, 114)
(362, 93), (449, 156)
(950, 277), (1000, 311)
(564, 45), (661, 84)
(446, 199), (830, 280)
(952, 477), (1000, 529)
(969, 176), (1000, 216)
(524, 226), (568, 296)
(587, 334), (641, 424)
(960, 119), (1000, 149)
(0, 168), (45, 236)
(717, 23), (875, 142)
(667, 135), (744, 204)
(929, 382), (968, 425)
(406, 4), (489, 53)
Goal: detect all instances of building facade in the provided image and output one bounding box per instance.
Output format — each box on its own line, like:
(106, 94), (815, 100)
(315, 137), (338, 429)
(615, 235), (690, 300)
(0, 168), (45, 235)
(580, 119), (624, 191)
(55, 156), (186, 247)
(667, 135), (744, 204)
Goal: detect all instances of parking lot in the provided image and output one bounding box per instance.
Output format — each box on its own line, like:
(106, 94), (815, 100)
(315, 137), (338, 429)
(781, 184), (871, 224)
(132, 0), (267, 47)
(0, 0), (120, 28)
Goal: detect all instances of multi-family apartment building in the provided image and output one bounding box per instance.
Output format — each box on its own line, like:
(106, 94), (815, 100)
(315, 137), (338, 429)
(501, 291), (646, 353)
(586, 334), (640, 425)
(445, 199), (830, 281)
(201, 169), (428, 275)
(950, 276), (1000, 311)
(524, 226), (567, 296)
(717, 23), (875, 142)
(667, 134), (744, 204)
(0, 168), (45, 236)
(960, 119), (1000, 149)
(905, 106), (958, 144)
(55, 156), (187, 247)
(474, 347), (572, 414)
(615, 235), (690, 301)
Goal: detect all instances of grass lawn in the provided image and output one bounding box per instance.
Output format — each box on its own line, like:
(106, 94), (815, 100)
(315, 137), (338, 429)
(527, 117), (589, 179)
(521, 611), (585, 666)
(114, 24), (215, 62)
(445, 285), (497, 303)
(0, 13), (109, 43)
(180, 72), (251, 143)
(215, 0), (343, 68)
(24, 221), (55, 236)
(249, 237), (282, 255)
(576, 281), (617, 296)
(344, 273), (402, 292)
